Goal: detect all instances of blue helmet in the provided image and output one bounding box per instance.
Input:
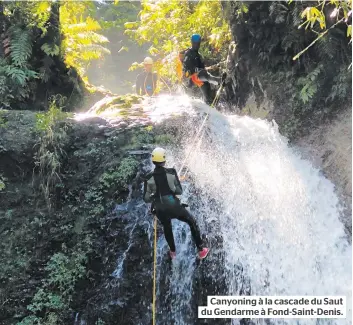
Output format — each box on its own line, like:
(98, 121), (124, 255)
(191, 34), (201, 43)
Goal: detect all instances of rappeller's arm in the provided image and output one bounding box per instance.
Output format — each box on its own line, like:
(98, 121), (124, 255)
(143, 178), (153, 203)
(183, 52), (196, 77)
(172, 169), (183, 195)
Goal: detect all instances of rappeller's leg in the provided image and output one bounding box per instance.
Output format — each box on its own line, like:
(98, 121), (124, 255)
(156, 210), (176, 258)
(200, 82), (213, 105)
(197, 69), (226, 105)
(175, 207), (210, 259)
(174, 207), (204, 250)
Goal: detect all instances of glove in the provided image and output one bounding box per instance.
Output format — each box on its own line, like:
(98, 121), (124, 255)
(179, 175), (187, 181)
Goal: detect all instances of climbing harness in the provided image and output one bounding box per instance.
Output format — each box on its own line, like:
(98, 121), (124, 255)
(144, 72), (172, 97)
(144, 73), (157, 97)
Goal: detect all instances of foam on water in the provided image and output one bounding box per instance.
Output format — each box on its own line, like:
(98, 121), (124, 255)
(181, 103), (352, 324)
(107, 95), (351, 325)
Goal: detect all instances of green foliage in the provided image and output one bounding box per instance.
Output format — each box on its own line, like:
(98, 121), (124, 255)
(0, 1), (86, 110)
(327, 66), (351, 103)
(96, 319), (106, 325)
(27, 288), (67, 313)
(9, 27), (33, 67)
(41, 43), (60, 57)
(60, 2), (111, 80)
(16, 315), (41, 325)
(125, 0), (231, 82)
(35, 96), (69, 133)
(227, 1), (351, 139)
(154, 134), (176, 145)
(100, 156), (139, 189)
(0, 174), (5, 191)
(34, 96), (70, 211)
(297, 64), (323, 104)
(0, 24), (38, 107)
(20, 249), (88, 325)
(44, 251), (87, 294)
(94, 94), (141, 114)
(131, 127), (155, 146)
(292, 0), (352, 61)
(0, 110), (8, 128)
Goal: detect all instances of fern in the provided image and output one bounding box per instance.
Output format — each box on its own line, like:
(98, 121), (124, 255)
(327, 66), (352, 103)
(297, 64), (323, 104)
(4, 66), (27, 85)
(3, 66), (38, 86)
(9, 27), (32, 67)
(60, 2), (111, 79)
(41, 43), (60, 57)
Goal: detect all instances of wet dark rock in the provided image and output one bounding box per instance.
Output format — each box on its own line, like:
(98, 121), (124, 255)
(0, 106), (238, 325)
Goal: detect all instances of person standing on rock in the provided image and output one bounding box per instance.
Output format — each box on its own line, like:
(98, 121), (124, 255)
(180, 34), (226, 105)
(143, 147), (209, 260)
(135, 56), (158, 97)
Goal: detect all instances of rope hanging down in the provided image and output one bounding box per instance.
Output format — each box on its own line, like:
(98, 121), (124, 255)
(152, 217), (158, 325)
(178, 79), (225, 176)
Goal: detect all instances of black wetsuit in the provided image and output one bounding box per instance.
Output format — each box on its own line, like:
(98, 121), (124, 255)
(136, 71), (158, 96)
(143, 166), (204, 252)
(182, 48), (221, 105)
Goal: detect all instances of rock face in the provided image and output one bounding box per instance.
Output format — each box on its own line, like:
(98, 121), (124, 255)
(0, 104), (231, 325)
(221, 1), (351, 138)
(0, 107), (159, 324)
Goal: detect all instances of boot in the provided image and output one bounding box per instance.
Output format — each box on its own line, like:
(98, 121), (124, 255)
(198, 247), (210, 259)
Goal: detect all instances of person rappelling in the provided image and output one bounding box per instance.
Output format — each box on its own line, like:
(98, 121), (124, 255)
(179, 34), (226, 105)
(135, 56), (159, 96)
(143, 147), (210, 260)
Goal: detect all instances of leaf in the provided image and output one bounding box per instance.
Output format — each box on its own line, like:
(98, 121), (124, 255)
(242, 4), (249, 13)
(347, 25), (352, 37)
(41, 43), (60, 56)
(118, 46), (129, 53)
(124, 21), (136, 29)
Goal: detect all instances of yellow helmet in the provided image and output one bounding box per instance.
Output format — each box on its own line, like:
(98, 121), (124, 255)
(144, 56), (153, 65)
(151, 147), (166, 163)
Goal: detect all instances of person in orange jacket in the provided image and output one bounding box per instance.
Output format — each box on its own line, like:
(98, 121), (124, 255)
(180, 34), (226, 105)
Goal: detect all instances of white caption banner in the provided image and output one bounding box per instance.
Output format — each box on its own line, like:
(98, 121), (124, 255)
(198, 296), (346, 319)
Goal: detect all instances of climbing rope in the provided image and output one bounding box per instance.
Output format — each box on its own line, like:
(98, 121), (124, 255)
(152, 216), (157, 325)
(178, 80), (225, 176)
(159, 76), (172, 95)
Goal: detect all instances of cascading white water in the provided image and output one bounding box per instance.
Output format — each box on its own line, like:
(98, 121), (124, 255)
(103, 95), (351, 325)
(176, 101), (352, 325)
